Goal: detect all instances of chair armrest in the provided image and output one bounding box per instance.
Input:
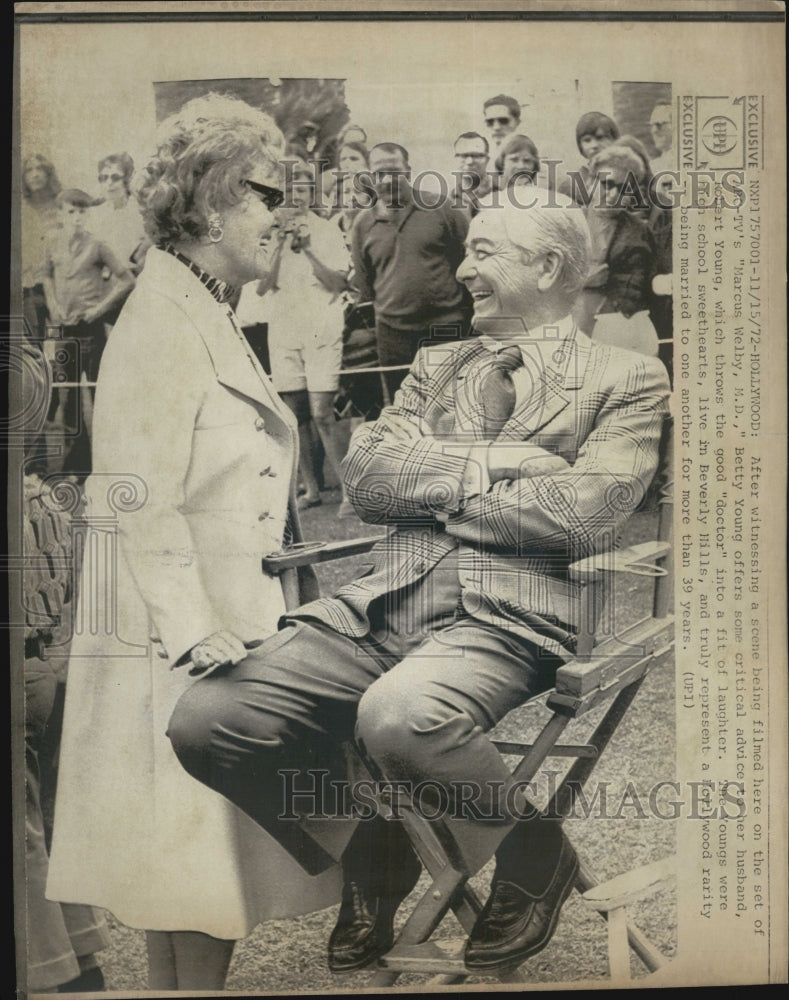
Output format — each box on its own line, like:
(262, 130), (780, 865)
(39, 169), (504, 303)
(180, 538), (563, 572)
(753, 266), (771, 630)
(568, 541), (671, 583)
(262, 534), (384, 573)
(582, 857), (676, 912)
(556, 613), (675, 691)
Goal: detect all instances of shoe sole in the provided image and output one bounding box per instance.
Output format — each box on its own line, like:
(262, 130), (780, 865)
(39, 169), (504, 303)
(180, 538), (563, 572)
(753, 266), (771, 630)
(464, 854), (580, 973)
(327, 933), (394, 973)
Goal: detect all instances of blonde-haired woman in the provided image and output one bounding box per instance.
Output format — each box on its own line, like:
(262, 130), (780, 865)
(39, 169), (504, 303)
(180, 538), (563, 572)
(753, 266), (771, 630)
(47, 94), (339, 991)
(579, 142), (659, 356)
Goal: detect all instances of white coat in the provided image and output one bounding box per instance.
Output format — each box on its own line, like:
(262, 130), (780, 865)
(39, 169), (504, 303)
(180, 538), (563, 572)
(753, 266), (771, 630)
(47, 248), (340, 937)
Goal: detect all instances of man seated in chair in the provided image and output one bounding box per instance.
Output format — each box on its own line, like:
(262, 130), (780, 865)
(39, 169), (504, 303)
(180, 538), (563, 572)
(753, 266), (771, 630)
(168, 191), (671, 974)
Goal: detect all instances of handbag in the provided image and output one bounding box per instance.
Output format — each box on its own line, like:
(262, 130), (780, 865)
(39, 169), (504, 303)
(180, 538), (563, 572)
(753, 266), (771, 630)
(340, 300), (377, 369)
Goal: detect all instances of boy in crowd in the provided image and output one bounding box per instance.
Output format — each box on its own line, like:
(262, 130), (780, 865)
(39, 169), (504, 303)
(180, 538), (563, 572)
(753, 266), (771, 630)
(43, 188), (135, 473)
(559, 111), (620, 205)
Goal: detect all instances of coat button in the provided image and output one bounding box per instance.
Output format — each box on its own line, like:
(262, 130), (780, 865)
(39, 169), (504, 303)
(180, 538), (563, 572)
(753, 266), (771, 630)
(157, 649), (168, 659)
(258, 512), (270, 521)
(415, 562), (426, 573)
(260, 466), (271, 476)
(255, 417), (266, 431)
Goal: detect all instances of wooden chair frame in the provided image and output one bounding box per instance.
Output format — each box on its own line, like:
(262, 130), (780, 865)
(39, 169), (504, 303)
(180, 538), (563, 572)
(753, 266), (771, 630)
(262, 416), (675, 985)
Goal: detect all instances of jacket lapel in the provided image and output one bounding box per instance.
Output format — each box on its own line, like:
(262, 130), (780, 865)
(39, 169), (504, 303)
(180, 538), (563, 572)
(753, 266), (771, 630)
(207, 309), (304, 490)
(424, 331), (592, 442)
(500, 322), (592, 441)
(149, 249), (294, 418)
(442, 339), (492, 438)
(204, 307), (284, 413)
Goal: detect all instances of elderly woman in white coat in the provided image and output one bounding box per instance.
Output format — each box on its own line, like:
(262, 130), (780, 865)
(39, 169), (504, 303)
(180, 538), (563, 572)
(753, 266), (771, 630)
(47, 94), (339, 991)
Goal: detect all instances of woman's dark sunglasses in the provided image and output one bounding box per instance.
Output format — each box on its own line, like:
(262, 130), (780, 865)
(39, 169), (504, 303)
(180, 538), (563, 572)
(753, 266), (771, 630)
(244, 179), (285, 210)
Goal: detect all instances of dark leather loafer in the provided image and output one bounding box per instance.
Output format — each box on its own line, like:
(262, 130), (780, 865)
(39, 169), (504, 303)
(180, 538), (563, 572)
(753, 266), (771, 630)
(328, 877), (408, 972)
(328, 823), (422, 973)
(464, 833), (578, 972)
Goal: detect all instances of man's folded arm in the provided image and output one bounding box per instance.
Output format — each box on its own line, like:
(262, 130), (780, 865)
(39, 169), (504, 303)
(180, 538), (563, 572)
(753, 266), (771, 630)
(442, 357), (670, 558)
(342, 352), (481, 522)
(342, 418), (471, 523)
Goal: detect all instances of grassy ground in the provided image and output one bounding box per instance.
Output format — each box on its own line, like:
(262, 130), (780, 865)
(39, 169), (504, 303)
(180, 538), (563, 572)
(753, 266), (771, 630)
(93, 487), (677, 994)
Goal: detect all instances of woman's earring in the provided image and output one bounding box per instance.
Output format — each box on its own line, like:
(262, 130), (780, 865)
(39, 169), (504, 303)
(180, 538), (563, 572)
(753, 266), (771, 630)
(207, 213), (224, 243)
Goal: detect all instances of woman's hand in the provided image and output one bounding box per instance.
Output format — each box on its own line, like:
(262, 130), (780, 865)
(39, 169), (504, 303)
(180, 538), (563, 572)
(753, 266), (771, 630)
(188, 630), (248, 677)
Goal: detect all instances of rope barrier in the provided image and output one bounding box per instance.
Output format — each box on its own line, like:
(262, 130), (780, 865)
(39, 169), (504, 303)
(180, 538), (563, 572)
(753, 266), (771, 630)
(45, 344), (676, 391)
(48, 362), (413, 391)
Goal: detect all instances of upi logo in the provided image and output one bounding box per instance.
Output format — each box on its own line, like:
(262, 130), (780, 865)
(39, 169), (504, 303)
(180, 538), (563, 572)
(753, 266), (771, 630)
(688, 96), (763, 171)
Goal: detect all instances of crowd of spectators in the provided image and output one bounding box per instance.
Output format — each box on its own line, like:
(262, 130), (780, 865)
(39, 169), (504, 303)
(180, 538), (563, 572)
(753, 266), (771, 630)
(20, 92), (675, 493)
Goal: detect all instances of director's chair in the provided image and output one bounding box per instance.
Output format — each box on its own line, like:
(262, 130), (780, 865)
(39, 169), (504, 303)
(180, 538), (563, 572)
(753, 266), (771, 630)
(263, 416), (675, 985)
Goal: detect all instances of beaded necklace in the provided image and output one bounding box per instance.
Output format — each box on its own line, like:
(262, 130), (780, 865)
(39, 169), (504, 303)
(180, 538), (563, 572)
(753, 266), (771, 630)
(163, 244), (237, 304)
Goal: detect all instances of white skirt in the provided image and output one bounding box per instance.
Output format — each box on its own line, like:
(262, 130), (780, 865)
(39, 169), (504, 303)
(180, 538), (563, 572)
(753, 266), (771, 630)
(46, 587), (341, 939)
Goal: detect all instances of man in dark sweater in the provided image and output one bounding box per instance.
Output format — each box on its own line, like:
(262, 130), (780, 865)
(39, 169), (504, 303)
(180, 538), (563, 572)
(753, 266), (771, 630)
(350, 142), (472, 398)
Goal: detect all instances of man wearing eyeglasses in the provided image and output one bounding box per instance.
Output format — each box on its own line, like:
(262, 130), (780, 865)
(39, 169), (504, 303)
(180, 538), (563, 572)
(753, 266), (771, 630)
(649, 102), (674, 174)
(483, 93), (521, 152)
(453, 132), (494, 215)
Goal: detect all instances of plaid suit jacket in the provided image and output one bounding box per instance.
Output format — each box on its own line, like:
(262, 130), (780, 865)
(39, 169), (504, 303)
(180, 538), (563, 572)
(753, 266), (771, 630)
(298, 320), (670, 656)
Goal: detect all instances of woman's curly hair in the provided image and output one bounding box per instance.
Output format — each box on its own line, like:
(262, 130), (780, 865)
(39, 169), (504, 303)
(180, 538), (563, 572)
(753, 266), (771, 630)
(137, 93), (285, 245)
(590, 142), (649, 185)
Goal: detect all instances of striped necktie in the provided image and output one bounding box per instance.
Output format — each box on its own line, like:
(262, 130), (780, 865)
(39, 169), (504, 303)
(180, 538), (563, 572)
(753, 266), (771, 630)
(478, 344), (523, 438)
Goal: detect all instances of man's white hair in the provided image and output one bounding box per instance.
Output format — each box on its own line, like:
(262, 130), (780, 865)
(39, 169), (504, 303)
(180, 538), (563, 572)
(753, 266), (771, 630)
(499, 189), (591, 296)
